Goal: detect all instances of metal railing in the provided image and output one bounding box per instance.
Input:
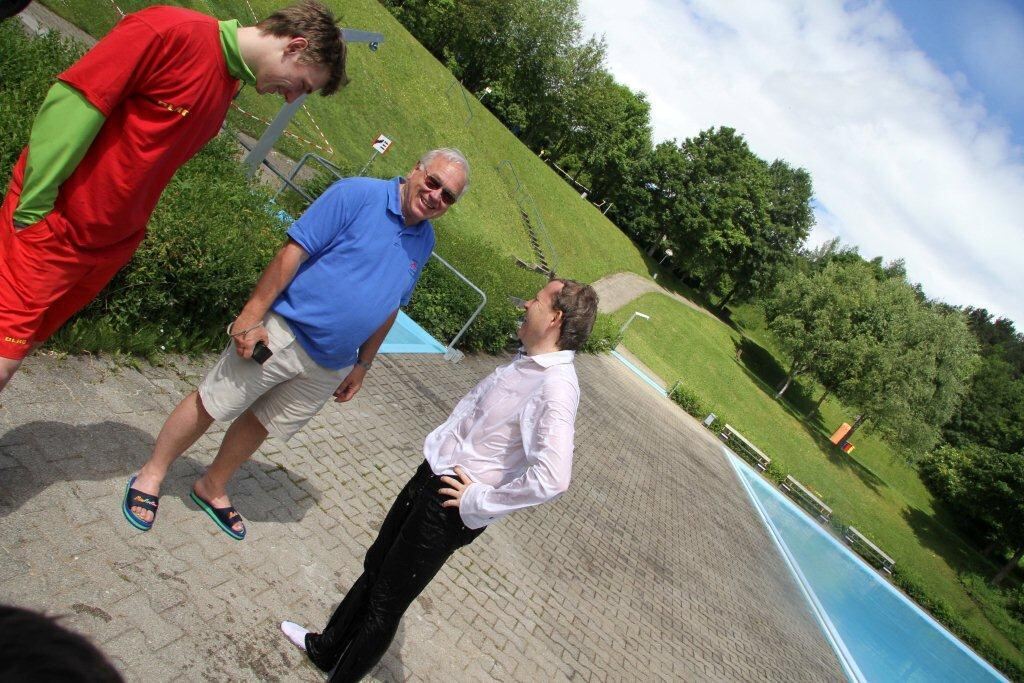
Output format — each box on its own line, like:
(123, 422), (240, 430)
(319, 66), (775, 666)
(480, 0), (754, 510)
(271, 152), (346, 206)
(429, 252), (487, 362)
(496, 160), (559, 275)
(445, 78), (474, 125)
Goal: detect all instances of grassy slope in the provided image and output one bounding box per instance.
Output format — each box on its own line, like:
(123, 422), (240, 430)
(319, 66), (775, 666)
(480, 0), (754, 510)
(40, 0), (652, 287)
(614, 293), (1024, 668)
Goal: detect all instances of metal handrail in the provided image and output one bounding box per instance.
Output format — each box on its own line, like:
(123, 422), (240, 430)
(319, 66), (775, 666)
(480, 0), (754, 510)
(271, 152), (346, 205)
(445, 78), (474, 125)
(496, 159), (523, 195)
(495, 159), (559, 274)
(429, 252), (486, 362)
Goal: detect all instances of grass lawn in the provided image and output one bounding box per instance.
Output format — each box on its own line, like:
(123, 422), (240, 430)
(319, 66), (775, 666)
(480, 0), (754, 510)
(614, 292), (1024, 672)
(38, 0), (655, 291)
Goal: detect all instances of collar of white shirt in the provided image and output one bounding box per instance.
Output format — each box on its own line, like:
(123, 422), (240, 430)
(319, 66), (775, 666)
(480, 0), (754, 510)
(518, 348), (575, 367)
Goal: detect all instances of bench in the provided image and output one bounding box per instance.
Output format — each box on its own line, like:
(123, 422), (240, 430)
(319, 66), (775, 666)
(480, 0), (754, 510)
(844, 526), (896, 574)
(718, 424), (771, 471)
(779, 475), (832, 523)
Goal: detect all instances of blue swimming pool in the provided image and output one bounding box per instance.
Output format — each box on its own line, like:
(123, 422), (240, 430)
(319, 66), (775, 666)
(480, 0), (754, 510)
(379, 311), (446, 354)
(727, 450), (1008, 682)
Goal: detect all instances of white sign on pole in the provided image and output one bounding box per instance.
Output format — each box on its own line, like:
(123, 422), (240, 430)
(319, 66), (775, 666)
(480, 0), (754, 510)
(372, 134), (393, 155)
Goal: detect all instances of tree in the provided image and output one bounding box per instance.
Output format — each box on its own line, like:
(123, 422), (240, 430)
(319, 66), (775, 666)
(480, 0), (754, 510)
(672, 127), (768, 296)
(920, 444), (1024, 585)
(943, 308), (1024, 454)
(944, 357), (1024, 454)
(836, 282), (979, 456)
(762, 260), (876, 399)
(618, 140), (689, 251)
(549, 70), (652, 207)
(715, 160), (815, 307)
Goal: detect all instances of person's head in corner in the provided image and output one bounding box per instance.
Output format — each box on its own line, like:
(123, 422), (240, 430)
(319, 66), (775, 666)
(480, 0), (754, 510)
(0, 604), (123, 682)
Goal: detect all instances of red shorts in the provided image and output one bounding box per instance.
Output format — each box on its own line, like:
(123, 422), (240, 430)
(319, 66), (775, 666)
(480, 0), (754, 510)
(0, 163), (137, 360)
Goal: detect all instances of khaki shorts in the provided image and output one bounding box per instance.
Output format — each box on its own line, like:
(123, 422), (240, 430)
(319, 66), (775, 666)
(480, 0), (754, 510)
(199, 313), (352, 442)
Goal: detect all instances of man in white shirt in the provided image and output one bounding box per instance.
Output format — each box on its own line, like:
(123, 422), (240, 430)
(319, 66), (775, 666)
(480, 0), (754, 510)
(280, 277), (598, 681)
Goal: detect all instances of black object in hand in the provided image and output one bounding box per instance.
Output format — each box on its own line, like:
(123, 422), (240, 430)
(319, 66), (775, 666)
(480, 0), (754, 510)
(251, 341), (273, 364)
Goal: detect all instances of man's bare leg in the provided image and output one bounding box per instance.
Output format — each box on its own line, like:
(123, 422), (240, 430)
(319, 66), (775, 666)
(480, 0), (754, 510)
(0, 356), (23, 394)
(130, 390), (214, 522)
(192, 409), (268, 534)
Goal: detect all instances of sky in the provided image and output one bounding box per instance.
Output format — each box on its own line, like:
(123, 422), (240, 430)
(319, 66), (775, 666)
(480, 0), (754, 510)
(577, 0), (1024, 327)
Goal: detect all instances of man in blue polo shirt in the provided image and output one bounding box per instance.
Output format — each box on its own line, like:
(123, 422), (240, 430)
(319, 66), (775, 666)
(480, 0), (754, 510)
(122, 148), (470, 540)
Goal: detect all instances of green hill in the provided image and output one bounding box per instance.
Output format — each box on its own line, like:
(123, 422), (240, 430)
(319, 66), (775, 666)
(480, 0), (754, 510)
(41, 0), (654, 291)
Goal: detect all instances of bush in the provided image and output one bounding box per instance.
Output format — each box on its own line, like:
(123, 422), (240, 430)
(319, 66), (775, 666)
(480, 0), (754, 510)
(0, 22), (84, 195)
(580, 313), (619, 354)
(1010, 586), (1024, 623)
(50, 132), (283, 356)
(918, 444), (970, 504)
(668, 381), (712, 419)
(406, 252), (525, 354)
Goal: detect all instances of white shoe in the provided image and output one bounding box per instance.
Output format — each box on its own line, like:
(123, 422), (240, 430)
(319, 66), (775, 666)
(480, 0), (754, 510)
(281, 620), (310, 651)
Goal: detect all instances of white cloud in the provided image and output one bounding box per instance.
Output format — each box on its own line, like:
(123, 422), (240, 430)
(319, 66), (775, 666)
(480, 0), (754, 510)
(579, 0), (1024, 326)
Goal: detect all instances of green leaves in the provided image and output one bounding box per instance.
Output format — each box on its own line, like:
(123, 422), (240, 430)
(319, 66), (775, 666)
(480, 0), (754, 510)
(765, 256), (980, 457)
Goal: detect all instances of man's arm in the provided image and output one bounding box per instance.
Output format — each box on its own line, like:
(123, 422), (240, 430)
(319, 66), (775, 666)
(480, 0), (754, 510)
(440, 380), (579, 529)
(13, 82), (105, 227)
(230, 239), (308, 358)
(333, 308), (398, 403)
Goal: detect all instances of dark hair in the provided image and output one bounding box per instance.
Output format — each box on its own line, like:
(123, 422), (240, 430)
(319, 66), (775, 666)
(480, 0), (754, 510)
(0, 605), (123, 682)
(552, 279), (599, 351)
(257, 1), (349, 95)
(0, 0), (33, 21)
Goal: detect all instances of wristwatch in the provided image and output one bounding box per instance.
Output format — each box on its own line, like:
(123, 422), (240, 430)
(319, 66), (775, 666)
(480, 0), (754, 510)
(355, 358), (372, 371)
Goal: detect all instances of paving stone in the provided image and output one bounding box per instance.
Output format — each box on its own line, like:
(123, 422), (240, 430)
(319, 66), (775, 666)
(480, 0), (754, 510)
(0, 349), (844, 681)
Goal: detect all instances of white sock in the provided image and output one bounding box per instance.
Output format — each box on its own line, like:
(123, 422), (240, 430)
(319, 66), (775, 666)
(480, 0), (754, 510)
(281, 621), (310, 651)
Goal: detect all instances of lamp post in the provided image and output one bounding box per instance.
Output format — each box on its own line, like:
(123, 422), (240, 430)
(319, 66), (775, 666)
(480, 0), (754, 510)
(659, 248), (674, 265)
(617, 311), (650, 348)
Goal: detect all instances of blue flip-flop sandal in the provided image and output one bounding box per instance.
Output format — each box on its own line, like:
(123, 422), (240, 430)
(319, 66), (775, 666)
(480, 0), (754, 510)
(190, 489), (246, 540)
(122, 474), (159, 531)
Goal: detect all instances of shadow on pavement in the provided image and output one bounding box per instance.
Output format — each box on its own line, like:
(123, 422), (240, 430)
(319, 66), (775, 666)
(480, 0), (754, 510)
(0, 420), (322, 523)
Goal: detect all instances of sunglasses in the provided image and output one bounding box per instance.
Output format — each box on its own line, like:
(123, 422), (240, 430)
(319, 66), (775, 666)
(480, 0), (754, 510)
(421, 167), (459, 205)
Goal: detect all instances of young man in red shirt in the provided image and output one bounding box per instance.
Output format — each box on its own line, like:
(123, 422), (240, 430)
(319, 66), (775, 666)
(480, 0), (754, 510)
(0, 1), (349, 393)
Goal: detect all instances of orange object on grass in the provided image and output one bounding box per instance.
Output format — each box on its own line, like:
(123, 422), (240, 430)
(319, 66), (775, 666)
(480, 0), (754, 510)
(830, 423), (852, 445)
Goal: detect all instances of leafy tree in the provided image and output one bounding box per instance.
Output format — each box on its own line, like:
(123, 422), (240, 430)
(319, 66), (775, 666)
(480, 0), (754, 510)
(920, 444), (1024, 585)
(837, 283), (979, 456)
(548, 71), (652, 205)
(619, 140), (688, 252)
(943, 308), (1024, 454)
(671, 127), (769, 296)
(944, 357), (1024, 454)
(716, 160), (814, 307)
(762, 260), (876, 399)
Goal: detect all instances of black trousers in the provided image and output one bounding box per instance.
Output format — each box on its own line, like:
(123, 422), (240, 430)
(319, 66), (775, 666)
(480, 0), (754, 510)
(306, 461), (485, 682)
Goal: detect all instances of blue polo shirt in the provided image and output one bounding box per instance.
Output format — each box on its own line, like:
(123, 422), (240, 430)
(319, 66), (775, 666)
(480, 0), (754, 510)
(271, 177), (435, 370)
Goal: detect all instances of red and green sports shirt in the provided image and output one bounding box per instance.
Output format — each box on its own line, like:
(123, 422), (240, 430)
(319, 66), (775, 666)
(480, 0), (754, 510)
(29, 6), (240, 251)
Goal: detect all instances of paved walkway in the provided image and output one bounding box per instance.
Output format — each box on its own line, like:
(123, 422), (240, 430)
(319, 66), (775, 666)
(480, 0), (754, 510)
(592, 272), (711, 317)
(0, 349), (843, 681)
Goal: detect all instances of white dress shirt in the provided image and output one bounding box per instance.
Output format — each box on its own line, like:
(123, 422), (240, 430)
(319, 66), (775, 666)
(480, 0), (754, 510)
(423, 349), (580, 529)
